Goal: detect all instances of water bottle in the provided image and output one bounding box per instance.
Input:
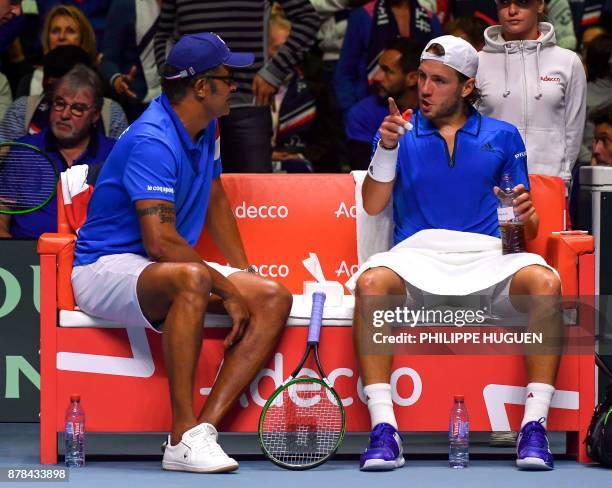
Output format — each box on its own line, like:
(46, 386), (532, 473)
(497, 174), (526, 254)
(64, 394), (85, 467)
(449, 395), (469, 469)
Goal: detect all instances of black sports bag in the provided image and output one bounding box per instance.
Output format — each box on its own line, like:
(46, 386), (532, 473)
(585, 353), (612, 467)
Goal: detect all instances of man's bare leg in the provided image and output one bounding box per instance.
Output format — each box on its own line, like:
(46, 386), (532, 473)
(137, 262), (213, 445)
(353, 267), (407, 386)
(197, 273), (291, 425)
(509, 265), (563, 384)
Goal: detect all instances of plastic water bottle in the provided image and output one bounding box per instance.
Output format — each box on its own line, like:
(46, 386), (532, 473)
(64, 394), (85, 467)
(497, 174), (526, 254)
(449, 395), (469, 469)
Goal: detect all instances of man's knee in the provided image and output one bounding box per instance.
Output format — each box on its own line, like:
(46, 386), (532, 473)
(174, 263), (212, 299)
(356, 267), (403, 296)
(251, 279), (293, 320)
(525, 267), (562, 296)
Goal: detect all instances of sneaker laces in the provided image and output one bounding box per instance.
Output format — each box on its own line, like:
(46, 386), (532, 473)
(192, 430), (228, 458)
(521, 418), (548, 448)
(369, 423), (398, 449)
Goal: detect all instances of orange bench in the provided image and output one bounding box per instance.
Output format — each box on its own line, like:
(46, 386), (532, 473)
(38, 173), (596, 464)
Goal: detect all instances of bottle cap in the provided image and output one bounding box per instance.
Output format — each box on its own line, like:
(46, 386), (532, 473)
(454, 395), (464, 402)
(70, 394), (80, 402)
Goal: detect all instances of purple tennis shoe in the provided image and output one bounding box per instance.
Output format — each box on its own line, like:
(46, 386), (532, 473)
(360, 423), (405, 471)
(516, 419), (554, 470)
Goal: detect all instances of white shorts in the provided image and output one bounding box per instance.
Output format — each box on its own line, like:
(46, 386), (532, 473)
(71, 253), (241, 332)
(403, 275), (527, 324)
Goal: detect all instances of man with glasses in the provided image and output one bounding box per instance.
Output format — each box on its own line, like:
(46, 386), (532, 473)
(0, 64), (115, 238)
(0, 45), (128, 144)
(71, 33), (292, 473)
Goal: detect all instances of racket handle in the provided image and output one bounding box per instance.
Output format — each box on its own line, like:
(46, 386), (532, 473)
(307, 292), (326, 344)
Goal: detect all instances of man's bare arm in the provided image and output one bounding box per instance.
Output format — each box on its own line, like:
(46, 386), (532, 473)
(362, 175), (394, 216)
(135, 199), (240, 299)
(362, 98), (408, 215)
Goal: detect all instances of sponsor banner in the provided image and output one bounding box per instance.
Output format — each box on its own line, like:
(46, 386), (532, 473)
(195, 174), (358, 293)
(0, 240), (40, 422)
(52, 326), (585, 433)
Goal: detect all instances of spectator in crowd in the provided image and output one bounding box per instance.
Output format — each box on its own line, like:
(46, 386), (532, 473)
(0, 45), (128, 142)
(335, 0), (441, 118)
(569, 0), (607, 42)
(352, 35), (563, 472)
(0, 0), (22, 54)
(444, 16), (489, 50)
(580, 25), (606, 69)
(267, 13), (335, 172)
(346, 37), (421, 169)
(0, 71), (11, 119)
(579, 33), (612, 163)
(99, 0), (161, 122)
(451, 0), (498, 24)
(590, 103), (612, 166)
(545, 0), (577, 50)
(154, 0), (320, 173)
(0, 0), (20, 26)
(0, 64), (115, 238)
(37, 0), (111, 51)
(477, 0), (586, 185)
(570, 103), (612, 230)
(16, 4), (98, 98)
(309, 0), (367, 171)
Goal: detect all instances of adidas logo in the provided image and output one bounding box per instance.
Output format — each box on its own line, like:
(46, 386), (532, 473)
(527, 392), (535, 398)
(481, 142), (494, 152)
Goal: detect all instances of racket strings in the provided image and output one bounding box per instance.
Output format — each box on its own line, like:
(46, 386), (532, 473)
(261, 379), (343, 467)
(0, 148), (58, 210)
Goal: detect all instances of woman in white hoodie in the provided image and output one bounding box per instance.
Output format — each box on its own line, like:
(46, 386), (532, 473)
(476, 0), (586, 184)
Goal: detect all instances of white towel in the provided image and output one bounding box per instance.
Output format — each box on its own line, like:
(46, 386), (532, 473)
(351, 170), (393, 265)
(346, 228), (556, 296)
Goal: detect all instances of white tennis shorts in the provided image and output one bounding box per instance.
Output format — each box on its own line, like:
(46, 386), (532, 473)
(71, 253), (241, 332)
(403, 275), (527, 324)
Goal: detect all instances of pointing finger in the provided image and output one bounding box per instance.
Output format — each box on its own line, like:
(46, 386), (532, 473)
(388, 97), (400, 115)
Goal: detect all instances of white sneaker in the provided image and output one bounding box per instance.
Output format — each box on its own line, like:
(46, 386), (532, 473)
(162, 423), (239, 473)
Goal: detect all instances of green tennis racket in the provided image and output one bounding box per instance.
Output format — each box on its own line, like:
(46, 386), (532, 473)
(259, 292), (345, 470)
(0, 141), (59, 214)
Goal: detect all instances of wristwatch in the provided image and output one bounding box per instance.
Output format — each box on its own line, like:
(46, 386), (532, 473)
(244, 265), (258, 274)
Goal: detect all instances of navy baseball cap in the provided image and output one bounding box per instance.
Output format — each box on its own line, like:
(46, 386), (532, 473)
(164, 32), (254, 79)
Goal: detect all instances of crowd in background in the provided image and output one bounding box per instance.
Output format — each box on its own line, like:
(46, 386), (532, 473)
(0, 0), (610, 239)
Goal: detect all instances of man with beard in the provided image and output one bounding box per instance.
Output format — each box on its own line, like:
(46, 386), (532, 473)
(0, 64), (115, 238)
(345, 37), (421, 170)
(351, 35), (563, 471)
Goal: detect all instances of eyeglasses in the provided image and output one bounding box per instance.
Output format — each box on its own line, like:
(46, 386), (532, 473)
(202, 76), (235, 87)
(495, 0), (536, 7)
(52, 98), (94, 117)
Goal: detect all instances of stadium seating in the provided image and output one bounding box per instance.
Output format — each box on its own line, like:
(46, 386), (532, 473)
(38, 174), (596, 464)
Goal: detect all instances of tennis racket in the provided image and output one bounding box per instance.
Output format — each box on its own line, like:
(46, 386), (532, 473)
(259, 292), (345, 470)
(0, 142), (59, 214)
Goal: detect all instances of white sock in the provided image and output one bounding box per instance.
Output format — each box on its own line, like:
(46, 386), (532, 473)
(363, 383), (397, 429)
(521, 382), (555, 428)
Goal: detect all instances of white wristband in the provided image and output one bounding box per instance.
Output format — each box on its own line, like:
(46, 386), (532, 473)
(368, 141), (399, 183)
